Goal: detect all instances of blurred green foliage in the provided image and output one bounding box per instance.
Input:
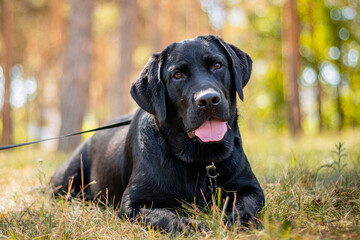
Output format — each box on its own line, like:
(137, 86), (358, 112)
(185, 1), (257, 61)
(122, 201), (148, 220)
(223, 0), (360, 134)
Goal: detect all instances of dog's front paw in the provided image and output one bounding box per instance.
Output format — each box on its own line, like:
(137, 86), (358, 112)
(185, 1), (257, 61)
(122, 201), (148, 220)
(152, 217), (208, 233)
(159, 216), (183, 233)
(224, 210), (256, 229)
(180, 218), (209, 232)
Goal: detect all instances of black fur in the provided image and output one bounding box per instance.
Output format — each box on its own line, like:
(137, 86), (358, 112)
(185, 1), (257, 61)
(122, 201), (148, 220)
(51, 35), (264, 232)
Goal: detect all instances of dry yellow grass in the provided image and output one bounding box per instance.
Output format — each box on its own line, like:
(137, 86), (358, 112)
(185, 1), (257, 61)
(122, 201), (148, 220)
(0, 130), (359, 239)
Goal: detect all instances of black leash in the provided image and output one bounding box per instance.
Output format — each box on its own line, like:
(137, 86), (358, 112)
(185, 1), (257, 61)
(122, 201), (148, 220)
(0, 119), (131, 151)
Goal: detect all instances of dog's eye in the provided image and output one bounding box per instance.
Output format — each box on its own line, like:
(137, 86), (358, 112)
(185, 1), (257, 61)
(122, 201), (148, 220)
(214, 62), (222, 70)
(173, 72), (183, 79)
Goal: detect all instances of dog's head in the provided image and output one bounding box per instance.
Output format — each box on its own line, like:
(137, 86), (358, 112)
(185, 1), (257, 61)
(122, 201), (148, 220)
(131, 35), (252, 161)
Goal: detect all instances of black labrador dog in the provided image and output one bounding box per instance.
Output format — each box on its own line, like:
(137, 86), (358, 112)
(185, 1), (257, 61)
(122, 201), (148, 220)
(51, 35), (264, 232)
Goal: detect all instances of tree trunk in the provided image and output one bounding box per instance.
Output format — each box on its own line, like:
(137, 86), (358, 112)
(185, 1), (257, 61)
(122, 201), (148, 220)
(109, 0), (138, 118)
(308, 0), (323, 132)
(58, 0), (93, 152)
(335, 37), (344, 131)
(316, 78), (323, 131)
(283, 0), (302, 136)
(160, 0), (176, 47)
(37, 0), (65, 141)
(1, 0), (15, 145)
(150, 0), (162, 52)
(49, 0), (65, 63)
(336, 75), (344, 131)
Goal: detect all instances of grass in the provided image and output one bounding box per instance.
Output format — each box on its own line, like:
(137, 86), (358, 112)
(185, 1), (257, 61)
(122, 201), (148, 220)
(0, 131), (359, 239)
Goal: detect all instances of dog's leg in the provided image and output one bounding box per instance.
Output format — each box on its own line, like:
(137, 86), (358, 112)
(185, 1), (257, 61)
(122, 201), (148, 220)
(121, 205), (206, 233)
(223, 155), (265, 228)
(50, 139), (91, 197)
(225, 189), (264, 228)
(121, 190), (206, 233)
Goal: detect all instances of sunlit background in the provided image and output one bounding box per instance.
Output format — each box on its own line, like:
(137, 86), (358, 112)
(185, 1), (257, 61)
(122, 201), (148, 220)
(0, 0), (359, 151)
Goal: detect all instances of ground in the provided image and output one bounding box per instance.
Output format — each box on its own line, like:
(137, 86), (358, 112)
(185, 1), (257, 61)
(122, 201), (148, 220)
(0, 130), (359, 239)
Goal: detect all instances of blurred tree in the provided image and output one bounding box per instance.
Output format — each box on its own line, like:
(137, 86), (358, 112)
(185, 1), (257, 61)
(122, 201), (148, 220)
(0, 0), (358, 146)
(160, 0), (177, 46)
(243, 0), (287, 133)
(1, 0), (15, 145)
(109, 0), (138, 118)
(298, 0), (360, 132)
(309, 0), (324, 131)
(283, 0), (302, 136)
(58, 0), (94, 152)
(49, 0), (65, 63)
(36, 0), (65, 140)
(150, 0), (162, 52)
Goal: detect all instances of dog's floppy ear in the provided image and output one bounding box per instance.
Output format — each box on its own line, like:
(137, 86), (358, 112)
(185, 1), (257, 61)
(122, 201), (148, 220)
(213, 36), (252, 101)
(130, 53), (166, 123)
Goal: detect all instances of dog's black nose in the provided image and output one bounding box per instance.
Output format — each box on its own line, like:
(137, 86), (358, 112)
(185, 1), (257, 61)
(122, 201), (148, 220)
(194, 89), (221, 108)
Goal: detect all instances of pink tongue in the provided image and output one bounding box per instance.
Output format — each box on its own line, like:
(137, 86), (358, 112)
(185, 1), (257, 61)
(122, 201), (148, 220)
(194, 119), (228, 142)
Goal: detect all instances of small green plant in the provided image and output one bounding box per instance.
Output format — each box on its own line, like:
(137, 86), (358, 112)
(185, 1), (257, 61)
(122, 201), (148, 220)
(35, 158), (47, 187)
(317, 142), (348, 187)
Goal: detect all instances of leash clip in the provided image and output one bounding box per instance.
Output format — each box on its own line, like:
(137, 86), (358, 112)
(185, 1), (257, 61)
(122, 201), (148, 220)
(206, 162), (219, 196)
(206, 163), (219, 179)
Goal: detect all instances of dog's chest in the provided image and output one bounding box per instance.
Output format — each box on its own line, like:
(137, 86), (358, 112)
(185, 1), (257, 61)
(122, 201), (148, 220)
(157, 159), (213, 206)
